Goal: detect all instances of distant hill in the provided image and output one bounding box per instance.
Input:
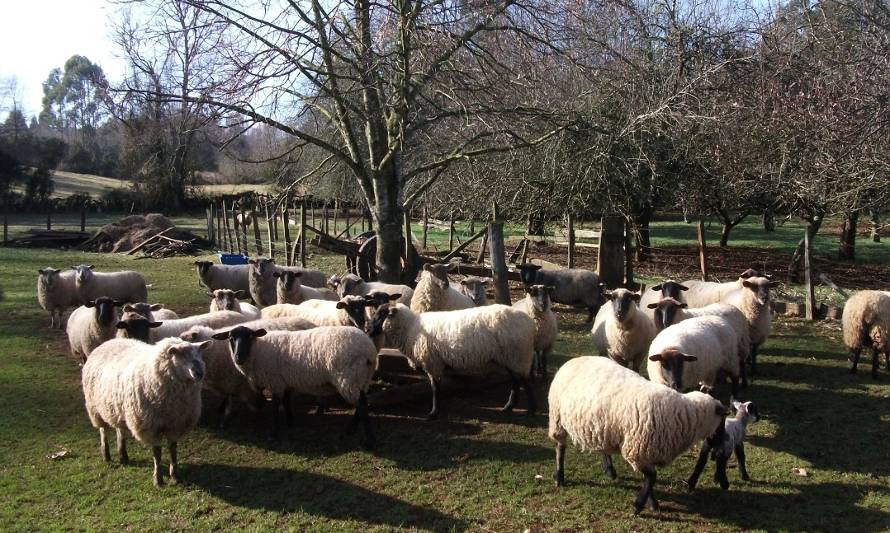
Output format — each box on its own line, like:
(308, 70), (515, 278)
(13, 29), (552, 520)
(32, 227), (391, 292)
(14, 170), (274, 198)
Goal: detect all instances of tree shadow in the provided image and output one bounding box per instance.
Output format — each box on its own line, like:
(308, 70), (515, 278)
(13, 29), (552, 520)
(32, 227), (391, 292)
(183, 463), (469, 531)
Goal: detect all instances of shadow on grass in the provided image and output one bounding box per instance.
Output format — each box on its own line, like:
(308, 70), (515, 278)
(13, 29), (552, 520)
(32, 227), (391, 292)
(183, 462), (469, 531)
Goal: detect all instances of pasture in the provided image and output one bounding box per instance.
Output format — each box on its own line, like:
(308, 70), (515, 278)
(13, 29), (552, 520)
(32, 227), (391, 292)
(1, 224), (889, 531)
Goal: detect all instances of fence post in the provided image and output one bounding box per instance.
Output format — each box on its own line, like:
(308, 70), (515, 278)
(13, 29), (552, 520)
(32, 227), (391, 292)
(624, 218), (636, 288)
(222, 199), (233, 251)
(216, 201), (223, 250)
(448, 211), (455, 251)
(804, 227), (816, 320)
(567, 213), (576, 269)
(489, 202), (511, 305)
(476, 231), (488, 264)
(252, 210), (263, 258)
(300, 196), (308, 267)
(697, 217), (709, 281)
(333, 199), (340, 236)
(596, 216), (625, 289)
(283, 200), (292, 266)
(344, 203), (351, 238)
(311, 198), (317, 228)
(404, 207), (412, 260)
(241, 204), (249, 255)
(264, 201), (275, 260)
(80, 208), (86, 233)
(323, 201), (330, 235)
(422, 205), (428, 250)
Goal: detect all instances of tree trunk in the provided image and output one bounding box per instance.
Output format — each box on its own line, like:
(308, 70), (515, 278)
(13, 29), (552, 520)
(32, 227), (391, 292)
(838, 211), (858, 261)
(789, 215), (823, 283)
(762, 207), (776, 232)
(719, 223), (732, 248)
(372, 166), (404, 284)
(634, 203), (653, 262)
(870, 209), (880, 243)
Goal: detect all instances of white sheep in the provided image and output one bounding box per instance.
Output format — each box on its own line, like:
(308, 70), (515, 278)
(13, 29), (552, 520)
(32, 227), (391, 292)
(410, 264), (475, 313)
(247, 258), (329, 307)
(518, 264), (602, 322)
(647, 316), (741, 398)
(115, 311), (162, 343)
(274, 271), (338, 305)
(150, 310), (248, 342)
(722, 276), (776, 373)
(66, 297), (125, 362)
(512, 285), (558, 380)
(687, 399), (760, 489)
(82, 337), (209, 486)
(330, 273), (414, 305)
(260, 296), (371, 330)
(842, 290), (890, 378)
(680, 269), (768, 307)
(549, 356), (728, 515)
(72, 265), (148, 303)
(590, 289), (656, 372)
(454, 276), (491, 306)
(123, 302), (180, 322)
(380, 303), (536, 419)
(208, 289), (261, 320)
(194, 261), (250, 293)
(210, 325), (378, 446)
(37, 267), (79, 328)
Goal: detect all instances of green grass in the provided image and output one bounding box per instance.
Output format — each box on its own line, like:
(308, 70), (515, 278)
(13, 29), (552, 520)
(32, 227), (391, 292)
(1, 246), (889, 531)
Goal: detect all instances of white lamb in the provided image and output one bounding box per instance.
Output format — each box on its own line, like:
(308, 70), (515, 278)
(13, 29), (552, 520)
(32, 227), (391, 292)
(380, 303), (536, 419)
(549, 356), (727, 515)
(410, 263), (475, 313)
(194, 261), (250, 293)
(687, 399), (760, 490)
(274, 271), (338, 305)
(37, 267), (79, 328)
(590, 289), (656, 372)
(208, 289), (261, 320)
(512, 285), (558, 380)
(66, 297), (125, 362)
(72, 265), (148, 303)
(330, 273), (414, 305)
(82, 337), (209, 486)
(150, 310), (247, 342)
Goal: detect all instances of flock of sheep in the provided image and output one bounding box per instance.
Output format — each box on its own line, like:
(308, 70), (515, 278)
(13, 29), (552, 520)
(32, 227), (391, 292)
(34, 257), (890, 515)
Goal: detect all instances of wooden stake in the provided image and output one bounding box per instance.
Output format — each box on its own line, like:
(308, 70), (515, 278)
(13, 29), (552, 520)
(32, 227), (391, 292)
(265, 201), (275, 260)
(804, 227), (816, 320)
(489, 202), (511, 305)
(333, 199), (340, 237)
(241, 204), (249, 255)
(216, 201), (223, 249)
(567, 213), (576, 268)
(421, 205), (428, 250)
(283, 201), (292, 266)
(222, 199), (233, 251)
(448, 211), (455, 251)
(80, 208), (86, 233)
(476, 231), (488, 264)
(299, 196), (307, 267)
(697, 217), (709, 281)
(252, 210), (263, 257)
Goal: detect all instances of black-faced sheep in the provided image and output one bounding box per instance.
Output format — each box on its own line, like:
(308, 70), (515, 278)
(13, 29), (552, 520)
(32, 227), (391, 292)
(410, 263), (475, 313)
(590, 289), (656, 372)
(72, 265), (147, 303)
(37, 267), (79, 328)
(518, 263), (602, 322)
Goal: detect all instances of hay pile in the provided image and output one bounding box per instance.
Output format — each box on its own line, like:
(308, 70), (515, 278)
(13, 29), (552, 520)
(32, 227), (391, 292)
(81, 214), (209, 254)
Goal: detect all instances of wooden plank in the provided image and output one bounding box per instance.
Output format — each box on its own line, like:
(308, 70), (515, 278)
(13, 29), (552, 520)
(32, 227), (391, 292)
(299, 196), (307, 266)
(252, 210), (263, 257)
(444, 226), (488, 262)
(804, 228), (815, 320)
(283, 202), (291, 266)
(489, 202), (511, 304)
(126, 228), (174, 255)
(697, 217), (709, 281)
(567, 213), (575, 268)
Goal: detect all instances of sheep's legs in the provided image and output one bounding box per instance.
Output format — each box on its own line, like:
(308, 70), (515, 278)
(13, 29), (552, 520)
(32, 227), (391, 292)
(270, 394), (282, 438)
(151, 445), (163, 487)
(871, 347), (880, 379)
(686, 441), (711, 490)
(585, 306), (596, 323)
(522, 375), (537, 415)
(217, 396), (232, 428)
(116, 429), (129, 465)
(348, 391), (374, 450)
(714, 450), (730, 489)
(554, 443), (566, 487)
(633, 468), (658, 515)
(735, 444), (749, 481)
(850, 347), (862, 373)
(99, 428), (110, 462)
(503, 371), (520, 413)
(739, 361), (748, 388)
(427, 375), (440, 420)
(601, 454), (617, 480)
(168, 440), (178, 483)
(283, 390), (295, 427)
(749, 344), (759, 374)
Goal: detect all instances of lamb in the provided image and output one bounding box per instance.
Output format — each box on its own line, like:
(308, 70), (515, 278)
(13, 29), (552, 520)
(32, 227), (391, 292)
(842, 290), (890, 378)
(590, 289), (656, 373)
(274, 271), (338, 305)
(639, 279), (688, 321)
(210, 326), (378, 446)
(722, 276), (776, 373)
(512, 285), (558, 380)
(329, 273), (414, 305)
(680, 268), (768, 308)
(71, 265), (148, 303)
(247, 258), (328, 307)
(115, 312), (162, 342)
(647, 316), (741, 399)
(81, 337), (209, 486)
(123, 302), (180, 321)
(687, 399), (760, 490)
(37, 267), (79, 328)
(410, 263), (475, 313)
(66, 297), (126, 362)
(150, 310), (248, 342)
(379, 303), (536, 419)
(454, 276), (491, 306)
(518, 263), (602, 322)
(208, 289), (261, 320)
(549, 356), (727, 515)
(194, 261), (250, 293)
(260, 296), (372, 330)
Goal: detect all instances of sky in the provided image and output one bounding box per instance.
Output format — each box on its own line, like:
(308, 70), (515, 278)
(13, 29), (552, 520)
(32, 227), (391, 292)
(0, 0), (125, 119)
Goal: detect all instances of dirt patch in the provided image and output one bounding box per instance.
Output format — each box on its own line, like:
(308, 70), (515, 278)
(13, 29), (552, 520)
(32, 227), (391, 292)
(81, 214), (209, 254)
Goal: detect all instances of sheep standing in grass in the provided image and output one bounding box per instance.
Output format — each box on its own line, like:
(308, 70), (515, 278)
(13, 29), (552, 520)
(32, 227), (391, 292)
(455, 276), (491, 306)
(150, 311), (247, 342)
(590, 289), (656, 372)
(680, 269), (768, 307)
(82, 337), (209, 486)
(194, 261), (250, 293)
(410, 263), (475, 313)
(512, 285), (558, 380)
(549, 356), (727, 515)
(687, 400), (760, 490)
(123, 303), (179, 321)
(261, 296), (371, 329)
(518, 264), (602, 322)
(37, 267), (78, 328)
(329, 273), (414, 305)
(248, 258), (328, 307)
(208, 289), (260, 320)
(380, 303), (536, 419)
(274, 271), (338, 305)
(66, 297), (125, 362)
(722, 276), (776, 373)
(72, 265), (148, 303)
(842, 290), (890, 378)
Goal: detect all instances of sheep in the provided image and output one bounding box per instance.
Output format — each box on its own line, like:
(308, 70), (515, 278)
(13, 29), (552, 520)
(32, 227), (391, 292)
(639, 279), (689, 321)
(647, 316), (741, 399)
(680, 268), (769, 308)
(379, 303), (536, 419)
(722, 276), (776, 373)
(261, 296), (372, 330)
(210, 325), (378, 446)
(66, 297), (126, 362)
(410, 263), (475, 313)
(71, 265), (148, 303)
(842, 290), (890, 378)
(247, 258), (328, 307)
(453, 276), (491, 306)
(647, 298), (751, 387)
(194, 261), (250, 293)
(687, 399), (760, 490)
(329, 273), (414, 305)
(590, 289), (656, 373)
(549, 356), (728, 515)
(274, 271), (338, 305)
(208, 289), (261, 320)
(123, 302), (180, 322)
(518, 263), (602, 322)
(37, 267), (78, 328)
(115, 311), (162, 342)
(150, 310), (248, 342)
(512, 285), (558, 380)
(82, 337), (209, 486)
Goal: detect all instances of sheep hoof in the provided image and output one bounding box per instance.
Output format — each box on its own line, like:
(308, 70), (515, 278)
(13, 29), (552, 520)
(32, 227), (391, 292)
(647, 496), (659, 511)
(632, 502), (645, 516)
(554, 470), (564, 487)
(153, 475), (164, 487)
(119, 454), (129, 466)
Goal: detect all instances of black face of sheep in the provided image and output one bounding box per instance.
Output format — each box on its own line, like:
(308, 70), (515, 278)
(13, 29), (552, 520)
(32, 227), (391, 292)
(336, 298), (370, 330)
(337, 274), (364, 298)
(738, 268), (771, 280)
(116, 316), (162, 342)
(460, 277), (490, 305)
(648, 298), (687, 331)
(194, 261), (213, 278)
(422, 263), (455, 289)
(732, 399), (759, 423)
(606, 290), (640, 323)
(365, 305), (391, 339)
(527, 284), (554, 313)
(86, 297), (125, 326)
(123, 303), (165, 319)
(518, 264), (542, 288)
(741, 278), (778, 305)
(651, 281), (689, 300)
(72, 264), (96, 283)
(248, 258), (275, 276)
(38, 268), (63, 286)
(166, 342), (209, 383)
(364, 291), (401, 309)
(649, 349), (698, 391)
(214, 326), (267, 365)
(273, 270), (302, 291)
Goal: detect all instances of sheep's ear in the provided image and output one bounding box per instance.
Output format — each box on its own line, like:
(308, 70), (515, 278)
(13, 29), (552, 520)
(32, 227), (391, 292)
(234, 290), (248, 299)
(651, 284), (663, 291)
(389, 293), (401, 301)
(742, 280), (754, 289)
(113, 300), (126, 306)
(38, 268), (47, 274)
(86, 300), (96, 308)
(248, 259), (257, 264)
(388, 307), (399, 316)
(123, 304), (134, 312)
(681, 303), (688, 308)
(336, 301), (347, 309)
(165, 346), (180, 358)
(460, 279), (468, 285)
(631, 293), (641, 302)
(211, 331), (230, 340)
(647, 303), (659, 309)
(648, 354), (662, 362)
(731, 399), (742, 411)
(272, 272), (282, 278)
(196, 340), (213, 352)
(423, 264), (432, 272)
(253, 328), (267, 337)
(87, 265), (95, 270)
(115, 321), (127, 329)
(150, 304), (163, 311)
(603, 291), (613, 301)
(683, 353), (698, 362)
(679, 284), (689, 291)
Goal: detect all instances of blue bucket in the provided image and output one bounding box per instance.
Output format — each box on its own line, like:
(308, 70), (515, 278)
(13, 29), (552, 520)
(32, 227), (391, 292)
(218, 253), (249, 265)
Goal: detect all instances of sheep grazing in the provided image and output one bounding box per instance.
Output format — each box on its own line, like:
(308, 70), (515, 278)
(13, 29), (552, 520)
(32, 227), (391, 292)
(455, 276), (491, 306)
(549, 356), (727, 515)
(688, 399), (760, 490)
(590, 289), (656, 373)
(330, 273), (414, 305)
(639, 279), (688, 321)
(842, 290), (890, 378)
(512, 285), (558, 380)
(82, 337), (209, 486)
(647, 316), (741, 398)
(211, 326), (378, 446)
(261, 296), (372, 330)
(194, 261), (250, 293)
(680, 268), (769, 308)
(518, 264), (602, 322)
(66, 297), (126, 362)
(37, 267), (78, 328)
(150, 310), (248, 342)
(410, 263), (475, 313)
(123, 302), (179, 322)
(115, 312), (162, 342)
(208, 289), (261, 320)
(71, 265), (148, 303)
(380, 303), (536, 419)
(247, 258), (328, 307)
(722, 276), (776, 373)
(274, 271), (338, 305)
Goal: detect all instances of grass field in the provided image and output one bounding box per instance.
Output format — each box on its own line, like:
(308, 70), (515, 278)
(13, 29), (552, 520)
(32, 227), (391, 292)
(1, 239), (889, 531)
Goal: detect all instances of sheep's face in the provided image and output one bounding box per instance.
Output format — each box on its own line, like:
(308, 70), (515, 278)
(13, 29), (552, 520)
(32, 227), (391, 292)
(741, 277), (777, 306)
(738, 268), (770, 281)
(274, 271), (302, 292)
(116, 313), (161, 342)
(460, 277), (490, 306)
(518, 264), (541, 288)
(526, 284), (554, 313)
(86, 297), (124, 326)
(647, 298), (687, 331)
(211, 289), (240, 311)
(336, 297), (370, 329)
(213, 326), (267, 365)
(179, 326), (213, 343)
(72, 265), (95, 283)
(605, 289), (640, 323)
(422, 263), (454, 290)
(649, 349), (697, 391)
(249, 258), (275, 277)
(327, 275), (342, 292)
(731, 400), (759, 423)
(123, 302), (164, 319)
(651, 280), (688, 300)
(165, 341), (209, 384)
(365, 304), (390, 340)
(38, 268), (63, 287)
(194, 261), (213, 279)
(364, 291), (401, 309)
(337, 274), (364, 298)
